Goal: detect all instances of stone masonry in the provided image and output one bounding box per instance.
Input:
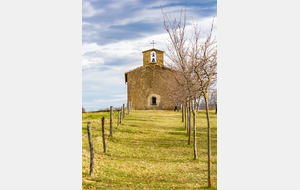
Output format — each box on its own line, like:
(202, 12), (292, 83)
(125, 48), (176, 110)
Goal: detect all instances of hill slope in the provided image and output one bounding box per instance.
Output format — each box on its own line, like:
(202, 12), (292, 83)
(82, 110), (217, 189)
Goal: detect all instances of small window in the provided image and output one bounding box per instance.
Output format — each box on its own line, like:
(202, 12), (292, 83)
(152, 97), (156, 105)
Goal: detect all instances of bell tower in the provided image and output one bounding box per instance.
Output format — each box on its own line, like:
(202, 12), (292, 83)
(142, 48), (164, 67)
(142, 40), (164, 67)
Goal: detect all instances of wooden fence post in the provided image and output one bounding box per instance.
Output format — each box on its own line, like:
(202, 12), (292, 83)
(127, 102), (130, 115)
(102, 117), (106, 153)
(120, 107), (122, 124)
(123, 104), (125, 120)
(120, 108), (122, 124)
(117, 110), (120, 129)
(87, 121), (94, 176)
(110, 106), (113, 137)
(124, 104), (126, 118)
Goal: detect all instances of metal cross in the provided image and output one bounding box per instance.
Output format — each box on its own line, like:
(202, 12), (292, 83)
(151, 40), (156, 48)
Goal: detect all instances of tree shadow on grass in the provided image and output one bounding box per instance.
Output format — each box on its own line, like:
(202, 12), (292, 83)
(168, 131), (185, 136)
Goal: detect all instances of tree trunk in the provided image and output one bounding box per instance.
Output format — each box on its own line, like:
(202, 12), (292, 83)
(186, 102), (189, 135)
(192, 110), (197, 159)
(182, 101), (184, 122)
(102, 117), (107, 153)
(204, 93), (212, 188)
(117, 111), (120, 129)
(110, 106), (113, 137)
(188, 100), (191, 145)
(87, 121), (94, 176)
(185, 101), (187, 130)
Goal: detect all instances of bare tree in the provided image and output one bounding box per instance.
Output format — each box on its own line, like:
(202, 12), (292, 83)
(161, 7), (217, 188)
(191, 20), (217, 188)
(161, 8), (199, 147)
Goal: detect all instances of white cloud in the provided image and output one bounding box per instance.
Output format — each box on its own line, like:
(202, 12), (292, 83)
(82, 43), (102, 54)
(82, 1), (103, 18)
(82, 57), (104, 70)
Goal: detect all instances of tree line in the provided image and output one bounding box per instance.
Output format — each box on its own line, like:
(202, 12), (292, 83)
(161, 7), (217, 188)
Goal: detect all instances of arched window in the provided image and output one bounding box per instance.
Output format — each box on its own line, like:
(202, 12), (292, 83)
(152, 97), (156, 105)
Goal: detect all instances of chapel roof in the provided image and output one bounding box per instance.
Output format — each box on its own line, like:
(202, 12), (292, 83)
(142, 48), (164, 53)
(124, 65), (144, 75)
(124, 66), (144, 83)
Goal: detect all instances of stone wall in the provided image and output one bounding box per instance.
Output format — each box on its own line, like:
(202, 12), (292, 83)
(126, 65), (176, 110)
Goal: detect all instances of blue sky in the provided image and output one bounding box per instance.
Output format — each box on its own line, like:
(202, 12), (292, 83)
(82, 0), (217, 111)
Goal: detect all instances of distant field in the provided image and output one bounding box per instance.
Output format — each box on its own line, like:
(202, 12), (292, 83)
(82, 110), (217, 189)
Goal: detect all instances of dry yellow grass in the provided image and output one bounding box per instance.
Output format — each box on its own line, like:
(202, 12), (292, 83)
(82, 110), (217, 189)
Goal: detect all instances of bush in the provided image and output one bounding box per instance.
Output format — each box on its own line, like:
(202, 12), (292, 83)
(82, 107), (86, 113)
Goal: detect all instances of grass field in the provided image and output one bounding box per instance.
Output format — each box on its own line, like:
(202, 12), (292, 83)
(82, 110), (217, 189)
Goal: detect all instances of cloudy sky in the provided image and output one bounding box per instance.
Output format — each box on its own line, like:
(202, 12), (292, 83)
(82, 0), (217, 111)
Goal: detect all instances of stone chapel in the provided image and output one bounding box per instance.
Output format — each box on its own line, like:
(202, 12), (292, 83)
(124, 48), (176, 110)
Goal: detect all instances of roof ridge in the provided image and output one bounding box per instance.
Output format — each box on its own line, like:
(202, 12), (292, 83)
(124, 65), (144, 74)
(142, 48), (164, 53)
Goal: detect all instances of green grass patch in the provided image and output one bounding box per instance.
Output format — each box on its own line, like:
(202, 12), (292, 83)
(82, 110), (217, 189)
